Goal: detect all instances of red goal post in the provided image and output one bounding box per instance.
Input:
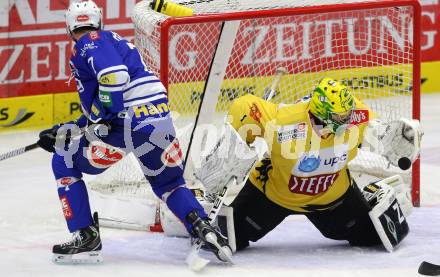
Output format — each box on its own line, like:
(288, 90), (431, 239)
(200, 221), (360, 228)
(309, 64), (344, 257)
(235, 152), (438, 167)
(130, 0), (421, 205)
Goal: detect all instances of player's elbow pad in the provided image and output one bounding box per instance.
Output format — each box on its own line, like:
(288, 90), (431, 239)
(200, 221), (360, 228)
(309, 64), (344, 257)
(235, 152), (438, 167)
(98, 70), (130, 113)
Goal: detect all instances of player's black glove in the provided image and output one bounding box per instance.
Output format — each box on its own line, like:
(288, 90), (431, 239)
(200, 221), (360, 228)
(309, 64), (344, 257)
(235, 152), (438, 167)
(37, 124), (72, 153)
(37, 124), (61, 153)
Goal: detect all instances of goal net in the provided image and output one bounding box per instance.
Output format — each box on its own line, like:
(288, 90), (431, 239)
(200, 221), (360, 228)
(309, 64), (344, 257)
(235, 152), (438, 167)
(89, 0), (421, 230)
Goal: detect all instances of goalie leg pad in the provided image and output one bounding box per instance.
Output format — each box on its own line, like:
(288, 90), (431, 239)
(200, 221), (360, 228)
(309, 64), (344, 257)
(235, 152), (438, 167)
(368, 183), (409, 252)
(363, 175), (413, 218)
(385, 175), (413, 218)
(216, 205), (236, 253)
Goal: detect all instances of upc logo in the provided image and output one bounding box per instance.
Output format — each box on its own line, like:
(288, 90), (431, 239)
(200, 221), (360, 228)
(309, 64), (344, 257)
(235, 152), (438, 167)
(323, 153), (348, 167)
(298, 155), (321, 172)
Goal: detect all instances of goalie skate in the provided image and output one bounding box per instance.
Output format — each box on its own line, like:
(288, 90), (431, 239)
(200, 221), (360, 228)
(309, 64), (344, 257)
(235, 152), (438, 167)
(52, 212), (103, 264)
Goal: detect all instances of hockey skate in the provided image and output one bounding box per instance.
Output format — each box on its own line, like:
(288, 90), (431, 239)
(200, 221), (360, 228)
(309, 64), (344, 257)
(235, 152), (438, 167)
(186, 210), (233, 263)
(52, 212), (103, 264)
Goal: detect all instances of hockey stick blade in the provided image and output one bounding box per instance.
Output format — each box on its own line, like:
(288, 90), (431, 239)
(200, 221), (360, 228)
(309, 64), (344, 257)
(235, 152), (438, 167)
(419, 261), (440, 276)
(186, 247), (210, 272)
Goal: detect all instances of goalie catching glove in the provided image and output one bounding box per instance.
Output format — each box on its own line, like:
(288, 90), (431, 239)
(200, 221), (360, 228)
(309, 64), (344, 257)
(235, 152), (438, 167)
(362, 118), (422, 170)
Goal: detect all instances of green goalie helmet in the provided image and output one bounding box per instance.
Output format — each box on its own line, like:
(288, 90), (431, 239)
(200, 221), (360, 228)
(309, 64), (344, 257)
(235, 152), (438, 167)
(310, 78), (355, 133)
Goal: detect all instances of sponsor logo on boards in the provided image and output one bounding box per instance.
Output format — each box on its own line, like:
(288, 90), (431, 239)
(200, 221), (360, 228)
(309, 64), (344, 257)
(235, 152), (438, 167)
(0, 107), (34, 127)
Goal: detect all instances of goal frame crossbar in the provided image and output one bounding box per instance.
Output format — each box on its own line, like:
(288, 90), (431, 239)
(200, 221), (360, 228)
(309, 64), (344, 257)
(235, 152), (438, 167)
(158, 0), (422, 206)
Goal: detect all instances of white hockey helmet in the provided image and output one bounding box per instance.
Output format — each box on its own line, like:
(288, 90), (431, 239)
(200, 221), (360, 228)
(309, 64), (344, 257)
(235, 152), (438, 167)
(65, 0), (102, 34)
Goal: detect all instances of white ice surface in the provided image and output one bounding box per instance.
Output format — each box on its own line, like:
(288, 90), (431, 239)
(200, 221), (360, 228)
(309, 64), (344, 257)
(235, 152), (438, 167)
(1, 94), (440, 277)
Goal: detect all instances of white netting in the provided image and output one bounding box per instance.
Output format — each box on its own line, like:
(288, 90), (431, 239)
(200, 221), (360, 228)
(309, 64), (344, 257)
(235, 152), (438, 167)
(88, 154), (156, 199)
(90, 0), (419, 210)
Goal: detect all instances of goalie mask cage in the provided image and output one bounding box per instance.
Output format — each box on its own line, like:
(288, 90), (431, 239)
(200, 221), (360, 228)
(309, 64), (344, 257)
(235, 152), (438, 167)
(90, 0), (421, 222)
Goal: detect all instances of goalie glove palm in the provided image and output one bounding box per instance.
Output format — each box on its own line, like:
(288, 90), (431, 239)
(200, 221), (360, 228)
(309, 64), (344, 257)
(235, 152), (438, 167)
(363, 118), (422, 170)
(383, 118), (422, 168)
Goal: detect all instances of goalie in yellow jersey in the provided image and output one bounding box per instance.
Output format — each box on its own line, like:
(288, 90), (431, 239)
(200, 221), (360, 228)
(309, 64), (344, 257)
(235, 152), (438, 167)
(195, 78), (422, 254)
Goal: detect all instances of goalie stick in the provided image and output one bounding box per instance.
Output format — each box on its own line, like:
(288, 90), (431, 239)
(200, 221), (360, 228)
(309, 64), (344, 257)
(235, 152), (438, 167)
(186, 66), (287, 270)
(264, 67), (287, 101)
(183, 20), (240, 270)
(419, 261), (440, 276)
(249, 67), (287, 160)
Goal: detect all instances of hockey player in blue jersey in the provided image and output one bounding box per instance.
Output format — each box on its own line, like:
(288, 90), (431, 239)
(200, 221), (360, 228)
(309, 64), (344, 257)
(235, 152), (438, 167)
(36, 0), (231, 264)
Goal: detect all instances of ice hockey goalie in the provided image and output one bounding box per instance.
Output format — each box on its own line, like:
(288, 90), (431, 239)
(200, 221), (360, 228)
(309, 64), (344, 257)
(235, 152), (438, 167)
(195, 78), (421, 253)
